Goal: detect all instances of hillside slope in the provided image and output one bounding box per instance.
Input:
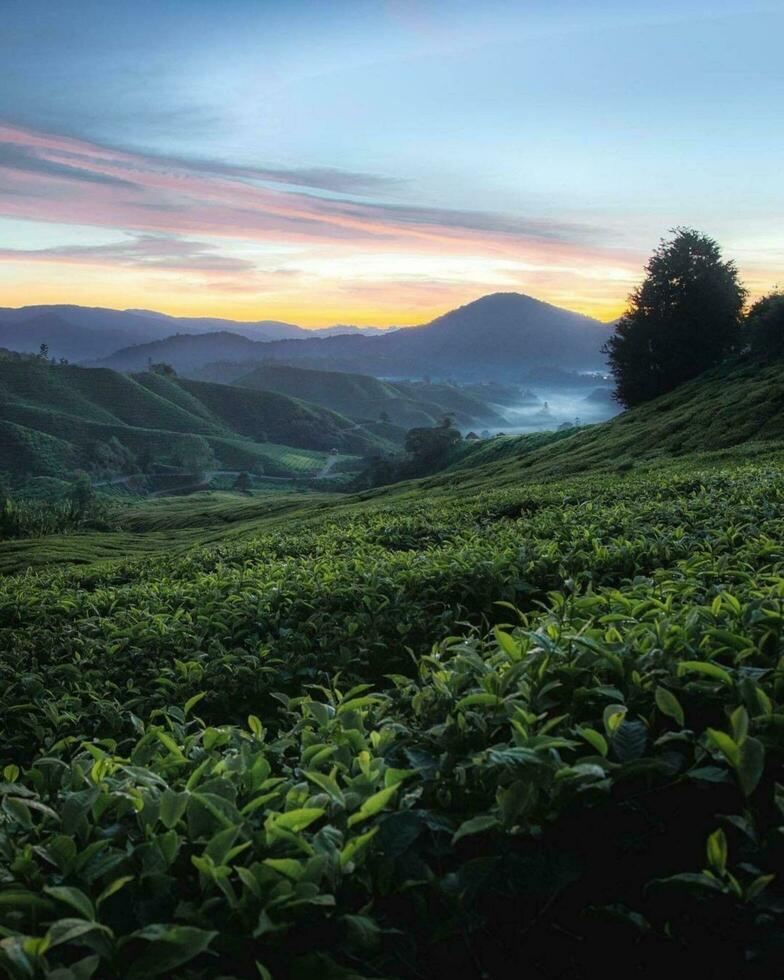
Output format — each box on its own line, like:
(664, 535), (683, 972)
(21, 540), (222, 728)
(0, 360), (392, 480)
(431, 357), (784, 488)
(236, 362), (508, 428)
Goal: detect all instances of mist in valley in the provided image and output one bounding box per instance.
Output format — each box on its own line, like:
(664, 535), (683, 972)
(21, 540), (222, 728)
(465, 376), (619, 437)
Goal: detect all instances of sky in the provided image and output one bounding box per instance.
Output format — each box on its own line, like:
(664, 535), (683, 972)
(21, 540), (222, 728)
(0, 0), (781, 326)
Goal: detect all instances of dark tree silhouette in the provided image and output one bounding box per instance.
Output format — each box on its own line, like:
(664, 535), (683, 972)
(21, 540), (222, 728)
(745, 292), (784, 358)
(405, 423), (461, 465)
(150, 362), (177, 377)
(603, 228), (746, 407)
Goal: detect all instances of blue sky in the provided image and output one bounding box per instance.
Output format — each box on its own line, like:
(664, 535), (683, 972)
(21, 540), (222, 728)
(0, 0), (781, 323)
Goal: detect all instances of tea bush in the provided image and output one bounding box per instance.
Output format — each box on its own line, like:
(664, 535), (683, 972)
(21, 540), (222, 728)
(1, 459), (784, 976)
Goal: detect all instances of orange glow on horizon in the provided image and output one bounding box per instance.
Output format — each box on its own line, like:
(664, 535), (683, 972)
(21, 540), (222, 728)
(0, 272), (629, 327)
(0, 123), (778, 332)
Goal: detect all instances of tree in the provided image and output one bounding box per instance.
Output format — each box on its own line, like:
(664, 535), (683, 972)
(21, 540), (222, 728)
(150, 362), (176, 377)
(38, 343), (49, 360)
(69, 471), (95, 521)
(0, 479), (13, 539)
(233, 471), (252, 493)
(603, 228), (746, 407)
(177, 438), (215, 479)
(405, 422), (461, 466)
(745, 292), (784, 358)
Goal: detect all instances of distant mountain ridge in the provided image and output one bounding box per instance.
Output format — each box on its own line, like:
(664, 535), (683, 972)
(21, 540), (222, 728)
(0, 304), (393, 362)
(93, 293), (613, 381)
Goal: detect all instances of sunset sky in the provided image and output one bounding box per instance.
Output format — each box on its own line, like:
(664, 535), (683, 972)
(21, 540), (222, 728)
(0, 0), (781, 326)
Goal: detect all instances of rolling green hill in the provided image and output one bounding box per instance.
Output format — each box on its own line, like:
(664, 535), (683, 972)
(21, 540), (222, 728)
(0, 360), (393, 482)
(3, 357), (784, 978)
(235, 362), (508, 428)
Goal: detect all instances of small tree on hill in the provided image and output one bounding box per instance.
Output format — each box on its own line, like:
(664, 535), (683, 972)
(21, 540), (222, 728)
(69, 471), (95, 521)
(603, 228), (746, 407)
(150, 362), (176, 377)
(234, 471), (252, 493)
(745, 292), (784, 358)
(405, 422), (461, 467)
(38, 343), (49, 360)
(177, 438), (215, 480)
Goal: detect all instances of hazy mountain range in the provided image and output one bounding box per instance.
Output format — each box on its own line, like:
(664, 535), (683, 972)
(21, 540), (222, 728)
(0, 305), (393, 362)
(0, 293), (613, 382)
(94, 293), (612, 381)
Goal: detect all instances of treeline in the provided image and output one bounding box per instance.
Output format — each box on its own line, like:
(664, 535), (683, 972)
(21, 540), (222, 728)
(357, 416), (462, 487)
(0, 473), (117, 540)
(605, 228), (784, 407)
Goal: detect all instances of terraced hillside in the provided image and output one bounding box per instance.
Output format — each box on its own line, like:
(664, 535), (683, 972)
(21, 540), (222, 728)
(1, 358), (784, 977)
(0, 360), (393, 481)
(235, 363), (508, 428)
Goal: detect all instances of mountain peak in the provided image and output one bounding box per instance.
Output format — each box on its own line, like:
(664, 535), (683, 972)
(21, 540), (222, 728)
(436, 291), (599, 324)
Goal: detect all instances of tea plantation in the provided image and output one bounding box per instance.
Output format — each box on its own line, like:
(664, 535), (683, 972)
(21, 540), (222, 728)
(2, 409), (784, 974)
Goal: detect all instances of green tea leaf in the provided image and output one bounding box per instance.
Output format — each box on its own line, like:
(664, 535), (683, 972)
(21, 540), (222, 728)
(655, 686), (685, 726)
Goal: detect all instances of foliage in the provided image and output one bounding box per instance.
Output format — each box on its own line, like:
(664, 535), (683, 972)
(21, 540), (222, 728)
(233, 471), (253, 493)
(2, 456), (784, 974)
(0, 477), (117, 541)
(359, 422), (462, 487)
(69, 472), (96, 520)
(176, 438), (217, 479)
(149, 362), (177, 377)
(604, 229), (746, 407)
(745, 292), (784, 359)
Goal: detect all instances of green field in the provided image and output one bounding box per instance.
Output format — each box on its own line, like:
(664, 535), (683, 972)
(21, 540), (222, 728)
(1, 359), (784, 977)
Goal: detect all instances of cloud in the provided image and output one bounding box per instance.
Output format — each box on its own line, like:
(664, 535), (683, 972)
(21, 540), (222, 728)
(0, 233), (254, 273)
(0, 142), (138, 188)
(0, 122), (609, 255)
(139, 152), (405, 194)
(0, 120), (644, 323)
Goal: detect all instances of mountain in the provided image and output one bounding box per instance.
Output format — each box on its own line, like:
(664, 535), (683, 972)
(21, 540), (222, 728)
(124, 310), (391, 340)
(0, 359), (398, 481)
(235, 363), (509, 429)
(0, 310), (165, 361)
(0, 304), (393, 362)
(229, 292), (611, 380)
(93, 293), (611, 381)
(93, 331), (261, 374)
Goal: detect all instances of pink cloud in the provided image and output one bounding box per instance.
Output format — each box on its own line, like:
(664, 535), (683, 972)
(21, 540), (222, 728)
(0, 122), (636, 260)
